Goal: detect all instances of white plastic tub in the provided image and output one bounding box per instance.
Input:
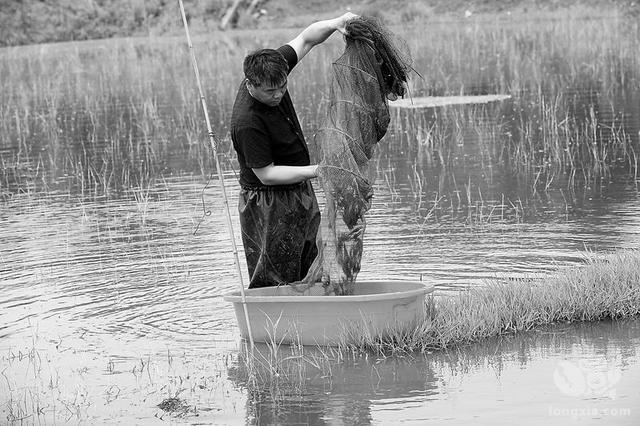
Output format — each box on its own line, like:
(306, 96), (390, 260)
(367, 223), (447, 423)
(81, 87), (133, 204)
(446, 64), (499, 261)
(223, 280), (434, 346)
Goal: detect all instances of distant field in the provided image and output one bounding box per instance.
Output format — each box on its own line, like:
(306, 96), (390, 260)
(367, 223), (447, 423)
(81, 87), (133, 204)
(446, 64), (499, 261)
(1, 0), (636, 46)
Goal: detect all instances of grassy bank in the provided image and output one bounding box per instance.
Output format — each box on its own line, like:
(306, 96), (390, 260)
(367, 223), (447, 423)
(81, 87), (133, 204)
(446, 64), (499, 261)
(344, 249), (640, 354)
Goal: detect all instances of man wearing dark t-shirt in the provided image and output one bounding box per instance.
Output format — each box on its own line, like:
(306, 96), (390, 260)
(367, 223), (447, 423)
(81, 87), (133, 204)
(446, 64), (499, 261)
(231, 12), (357, 288)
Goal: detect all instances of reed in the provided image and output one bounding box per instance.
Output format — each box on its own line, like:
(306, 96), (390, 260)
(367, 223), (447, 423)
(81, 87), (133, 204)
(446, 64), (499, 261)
(1, 10), (638, 199)
(385, 9), (639, 212)
(0, 35), (246, 197)
(402, 8), (639, 96)
(342, 249), (640, 354)
(391, 92), (637, 185)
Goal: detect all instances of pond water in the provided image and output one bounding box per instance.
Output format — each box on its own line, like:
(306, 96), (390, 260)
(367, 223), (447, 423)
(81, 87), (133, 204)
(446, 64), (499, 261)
(232, 318), (640, 425)
(2, 143), (640, 422)
(2, 24), (640, 424)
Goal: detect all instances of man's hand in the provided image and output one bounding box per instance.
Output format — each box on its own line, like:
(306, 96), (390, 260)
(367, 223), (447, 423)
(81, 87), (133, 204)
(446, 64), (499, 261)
(335, 12), (359, 36)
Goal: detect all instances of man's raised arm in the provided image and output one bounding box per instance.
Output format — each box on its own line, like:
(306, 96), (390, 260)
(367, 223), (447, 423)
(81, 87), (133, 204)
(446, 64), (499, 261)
(287, 12), (358, 62)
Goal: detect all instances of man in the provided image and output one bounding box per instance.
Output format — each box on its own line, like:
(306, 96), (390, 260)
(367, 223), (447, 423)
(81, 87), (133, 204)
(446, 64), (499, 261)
(231, 12), (357, 288)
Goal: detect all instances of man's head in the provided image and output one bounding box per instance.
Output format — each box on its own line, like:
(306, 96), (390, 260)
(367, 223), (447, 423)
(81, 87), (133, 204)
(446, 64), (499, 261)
(243, 49), (289, 107)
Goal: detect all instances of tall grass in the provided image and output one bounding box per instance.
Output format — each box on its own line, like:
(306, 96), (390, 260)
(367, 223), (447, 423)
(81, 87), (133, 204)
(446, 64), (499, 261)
(391, 93), (636, 192)
(0, 10), (638, 200)
(0, 35), (248, 197)
(385, 10), (640, 218)
(403, 7), (639, 96)
(343, 249), (640, 354)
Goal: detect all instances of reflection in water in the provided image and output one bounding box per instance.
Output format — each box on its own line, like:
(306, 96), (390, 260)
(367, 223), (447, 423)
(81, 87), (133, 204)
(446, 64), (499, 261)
(228, 318), (640, 425)
(228, 343), (438, 424)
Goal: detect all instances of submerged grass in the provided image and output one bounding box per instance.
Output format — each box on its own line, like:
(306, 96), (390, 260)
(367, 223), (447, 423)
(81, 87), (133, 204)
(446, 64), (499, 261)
(0, 339), (239, 423)
(343, 249), (640, 354)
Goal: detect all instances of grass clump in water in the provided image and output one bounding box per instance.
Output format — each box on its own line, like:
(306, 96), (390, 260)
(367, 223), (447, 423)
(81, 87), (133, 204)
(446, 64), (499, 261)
(156, 396), (196, 419)
(344, 249), (640, 354)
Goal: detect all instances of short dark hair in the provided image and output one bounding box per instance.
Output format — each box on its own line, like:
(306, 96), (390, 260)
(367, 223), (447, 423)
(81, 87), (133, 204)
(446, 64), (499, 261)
(243, 48), (288, 87)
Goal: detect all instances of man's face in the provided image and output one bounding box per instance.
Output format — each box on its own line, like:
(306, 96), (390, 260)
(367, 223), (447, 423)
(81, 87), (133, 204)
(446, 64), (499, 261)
(246, 79), (288, 107)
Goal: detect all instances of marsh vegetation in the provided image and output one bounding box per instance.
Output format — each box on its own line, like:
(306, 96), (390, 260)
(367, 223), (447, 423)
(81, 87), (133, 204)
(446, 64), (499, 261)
(2, 6), (640, 424)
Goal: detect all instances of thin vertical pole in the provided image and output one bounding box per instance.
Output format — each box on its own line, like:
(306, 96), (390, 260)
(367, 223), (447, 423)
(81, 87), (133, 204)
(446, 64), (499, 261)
(178, 0), (254, 350)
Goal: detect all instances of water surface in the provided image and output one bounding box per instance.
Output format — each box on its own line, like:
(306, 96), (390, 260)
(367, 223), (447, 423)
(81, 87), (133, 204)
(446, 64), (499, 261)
(2, 21), (640, 424)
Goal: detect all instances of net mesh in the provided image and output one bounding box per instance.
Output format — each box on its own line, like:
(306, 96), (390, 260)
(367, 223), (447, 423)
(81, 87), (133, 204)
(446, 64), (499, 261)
(292, 16), (412, 295)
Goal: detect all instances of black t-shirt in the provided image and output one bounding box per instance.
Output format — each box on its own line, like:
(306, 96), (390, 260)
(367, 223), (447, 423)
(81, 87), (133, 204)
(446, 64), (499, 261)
(230, 45), (310, 188)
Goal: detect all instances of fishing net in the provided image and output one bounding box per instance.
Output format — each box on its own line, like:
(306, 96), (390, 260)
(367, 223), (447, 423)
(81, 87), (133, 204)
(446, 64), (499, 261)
(292, 16), (412, 295)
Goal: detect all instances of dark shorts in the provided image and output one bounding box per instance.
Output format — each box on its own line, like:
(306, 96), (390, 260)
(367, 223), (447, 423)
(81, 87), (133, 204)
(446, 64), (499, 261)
(238, 180), (320, 288)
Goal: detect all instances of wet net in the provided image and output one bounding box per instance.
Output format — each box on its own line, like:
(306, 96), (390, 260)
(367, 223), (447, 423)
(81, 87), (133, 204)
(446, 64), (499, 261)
(292, 16), (412, 295)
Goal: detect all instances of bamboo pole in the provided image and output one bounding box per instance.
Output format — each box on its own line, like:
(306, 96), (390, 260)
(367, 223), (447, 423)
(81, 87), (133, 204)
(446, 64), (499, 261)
(178, 0), (254, 350)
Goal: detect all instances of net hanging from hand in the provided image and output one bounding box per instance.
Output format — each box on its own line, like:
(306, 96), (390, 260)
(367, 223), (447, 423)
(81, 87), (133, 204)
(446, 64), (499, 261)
(292, 16), (412, 295)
